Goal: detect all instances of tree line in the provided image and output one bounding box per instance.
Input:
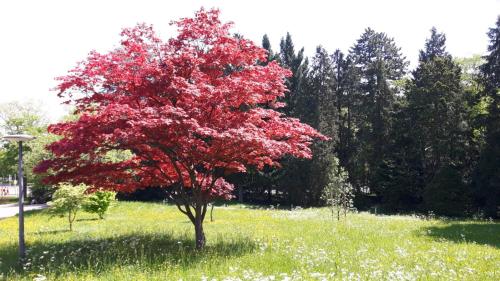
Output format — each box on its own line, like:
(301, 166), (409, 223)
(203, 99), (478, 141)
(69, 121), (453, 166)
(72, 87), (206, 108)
(232, 18), (500, 218)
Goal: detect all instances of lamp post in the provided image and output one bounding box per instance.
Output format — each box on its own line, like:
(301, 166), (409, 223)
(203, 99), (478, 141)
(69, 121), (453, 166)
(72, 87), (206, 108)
(2, 134), (35, 262)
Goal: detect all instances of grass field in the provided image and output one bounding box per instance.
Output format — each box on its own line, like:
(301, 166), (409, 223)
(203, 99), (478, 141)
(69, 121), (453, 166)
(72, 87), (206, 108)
(0, 202), (498, 280)
(0, 197), (18, 205)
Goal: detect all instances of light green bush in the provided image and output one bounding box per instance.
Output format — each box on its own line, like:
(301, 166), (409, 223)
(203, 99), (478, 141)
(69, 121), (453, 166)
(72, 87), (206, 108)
(83, 190), (116, 219)
(321, 158), (355, 220)
(48, 183), (87, 231)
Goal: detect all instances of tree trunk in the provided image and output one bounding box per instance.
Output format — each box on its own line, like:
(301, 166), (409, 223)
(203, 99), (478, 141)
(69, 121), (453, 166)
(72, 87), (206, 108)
(194, 216), (205, 250)
(238, 187), (244, 203)
(69, 211), (73, 231)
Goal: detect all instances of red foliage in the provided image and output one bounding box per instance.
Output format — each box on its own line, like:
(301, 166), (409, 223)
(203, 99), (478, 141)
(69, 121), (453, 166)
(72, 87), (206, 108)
(35, 9), (324, 236)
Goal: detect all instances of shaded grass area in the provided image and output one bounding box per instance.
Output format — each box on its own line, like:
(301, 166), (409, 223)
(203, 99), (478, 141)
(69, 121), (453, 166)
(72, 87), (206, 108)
(0, 232), (254, 278)
(423, 222), (500, 248)
(0, 202), (498, 280)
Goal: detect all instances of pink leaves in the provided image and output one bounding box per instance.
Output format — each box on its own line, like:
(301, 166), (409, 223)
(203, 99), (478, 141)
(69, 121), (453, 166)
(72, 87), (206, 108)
(37, 8), (325, 200)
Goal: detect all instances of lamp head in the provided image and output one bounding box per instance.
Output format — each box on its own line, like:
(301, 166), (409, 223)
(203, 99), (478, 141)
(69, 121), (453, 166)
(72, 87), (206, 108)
(2, 134), (36, 142)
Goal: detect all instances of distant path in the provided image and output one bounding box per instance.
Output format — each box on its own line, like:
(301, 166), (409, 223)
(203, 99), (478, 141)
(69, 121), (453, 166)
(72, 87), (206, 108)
(0, 203), (47, 219)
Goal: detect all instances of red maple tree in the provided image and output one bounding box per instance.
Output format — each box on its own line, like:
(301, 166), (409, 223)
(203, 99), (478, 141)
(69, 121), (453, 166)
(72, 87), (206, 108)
(35, 8), (325, 249)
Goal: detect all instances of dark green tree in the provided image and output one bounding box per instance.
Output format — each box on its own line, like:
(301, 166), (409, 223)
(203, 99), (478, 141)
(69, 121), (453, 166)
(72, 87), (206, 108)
(474, 16), (500, 218)
(278, 33), (309, 116)
(375, 94), (425, 212)
(419, 27), (447, 62)
(273, 33), (315, 205)
(346, 28), (408, 199)
(331, 51), (363, 187)
(423, 165), (471, 216)
(455, 54), (486, 179)
(404, 28), (471, 214)
(261, 34), (277, 64)
(306, 46), (338, 203)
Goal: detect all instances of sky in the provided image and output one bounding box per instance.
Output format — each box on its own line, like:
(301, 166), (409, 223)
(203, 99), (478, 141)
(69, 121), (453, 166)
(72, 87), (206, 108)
(0, 0), (499, 121)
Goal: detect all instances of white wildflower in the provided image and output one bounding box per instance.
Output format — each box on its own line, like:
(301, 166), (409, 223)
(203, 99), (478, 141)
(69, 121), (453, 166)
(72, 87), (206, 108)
(33, 274), (47, 281)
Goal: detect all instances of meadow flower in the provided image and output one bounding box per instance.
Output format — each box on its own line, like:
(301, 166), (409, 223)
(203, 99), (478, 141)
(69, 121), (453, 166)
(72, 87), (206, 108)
(33, 274), (47, 281)
(395, 246), (408, 257)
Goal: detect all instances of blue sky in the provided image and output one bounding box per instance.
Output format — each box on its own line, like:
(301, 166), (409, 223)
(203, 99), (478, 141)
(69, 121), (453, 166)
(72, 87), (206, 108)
(1, 0), (499, 121)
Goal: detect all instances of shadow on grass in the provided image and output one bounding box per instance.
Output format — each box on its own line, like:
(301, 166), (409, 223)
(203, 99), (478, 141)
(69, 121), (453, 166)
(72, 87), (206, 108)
(76, 218), (99, 222)
(32, 229), (71, 235)
(421, 222), (500, 248)
(0, 231), (255, 277)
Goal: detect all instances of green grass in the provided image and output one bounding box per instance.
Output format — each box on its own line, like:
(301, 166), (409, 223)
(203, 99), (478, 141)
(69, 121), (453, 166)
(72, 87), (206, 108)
(0, 202), (498, 280)
(0, 197), (18, 205)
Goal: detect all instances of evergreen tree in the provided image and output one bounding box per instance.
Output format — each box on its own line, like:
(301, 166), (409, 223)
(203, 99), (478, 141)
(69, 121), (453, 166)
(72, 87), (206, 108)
(423, 165), (471, 216)
(278, 33), (309, 116)
(273, 33), (314, 205)
(332, 51), (362, 188)
(474, 16), (500, 218)
(405, 28), (470, 214)
(346, 28), (408, 199)
(410, 28), (467, 175)
(376, 94), (425, 211)
(262, 34), (272, 57)
(456, 54), (486, 178)
(261, 34), (277, 64)
(419, 27), (447, 62)
(307, 46), (338, 203)
(331, 50), (348, 165)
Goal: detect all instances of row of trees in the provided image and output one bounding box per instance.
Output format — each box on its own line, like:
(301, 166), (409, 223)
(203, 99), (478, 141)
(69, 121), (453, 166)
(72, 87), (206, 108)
(237, 18), (499, 218)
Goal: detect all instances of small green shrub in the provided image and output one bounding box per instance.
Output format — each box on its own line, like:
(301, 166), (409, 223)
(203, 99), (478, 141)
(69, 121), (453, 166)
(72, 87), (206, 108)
(83, 190), (116, 219)
(48, 183), (87, 231)
(322, 158), (355, 220)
